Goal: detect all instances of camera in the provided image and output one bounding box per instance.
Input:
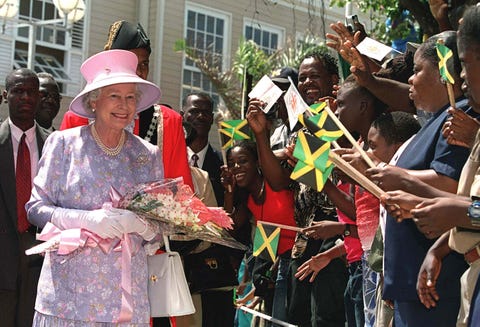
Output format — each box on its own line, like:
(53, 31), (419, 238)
(346, 15), (360, 33)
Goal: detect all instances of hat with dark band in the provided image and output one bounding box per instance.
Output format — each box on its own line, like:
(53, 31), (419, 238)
(104, 21), (151, 54)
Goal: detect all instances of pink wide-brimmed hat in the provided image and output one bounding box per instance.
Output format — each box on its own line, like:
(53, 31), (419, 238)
(69, 49), (161, 118)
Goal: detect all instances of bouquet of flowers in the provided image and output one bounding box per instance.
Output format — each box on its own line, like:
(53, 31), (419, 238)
(112, 178), (247, 250)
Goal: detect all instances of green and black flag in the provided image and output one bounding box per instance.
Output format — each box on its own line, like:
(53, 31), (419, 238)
(290, 131), (334, 191)
(219, 119), (251, 150)
(305, 111), (343, 142)
(436, 42), (455, 85)
(253, 222), (280, 262)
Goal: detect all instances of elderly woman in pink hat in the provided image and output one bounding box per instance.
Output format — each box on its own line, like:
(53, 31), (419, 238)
(26, 50), (163, 326)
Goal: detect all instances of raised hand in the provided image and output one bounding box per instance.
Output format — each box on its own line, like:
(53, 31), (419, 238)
(246, 98), (268, 136)
(220, 164), (236, 191)
(428, 0), (452, 31)
(442, 107), (480, 149)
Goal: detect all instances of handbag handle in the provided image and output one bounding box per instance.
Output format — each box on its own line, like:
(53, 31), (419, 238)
(163, 233), (171, 253)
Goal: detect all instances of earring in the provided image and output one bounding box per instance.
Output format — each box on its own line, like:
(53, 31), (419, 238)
(257, 166), (262, 176)
(92, 108), (96, 113)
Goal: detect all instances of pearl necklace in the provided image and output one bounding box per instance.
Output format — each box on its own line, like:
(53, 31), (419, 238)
(90, 124), (126, 156)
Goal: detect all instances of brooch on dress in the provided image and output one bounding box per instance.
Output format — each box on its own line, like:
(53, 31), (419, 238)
(136, 153), (149, 165)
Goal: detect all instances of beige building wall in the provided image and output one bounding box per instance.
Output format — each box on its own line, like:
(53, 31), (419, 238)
(151, 0), (356, 111)
(0, 0), (371, 128)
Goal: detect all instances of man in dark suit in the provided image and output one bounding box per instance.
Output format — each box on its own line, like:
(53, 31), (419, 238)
(0, 68), (50, 327)
(181, 93), (240, 327)
(35, 72), (61, 131)
(181, 92), (224, 206)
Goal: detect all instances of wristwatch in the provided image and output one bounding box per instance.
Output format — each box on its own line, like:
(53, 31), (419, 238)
(468, 200), (480, 227)
(343, 224), (351, 237)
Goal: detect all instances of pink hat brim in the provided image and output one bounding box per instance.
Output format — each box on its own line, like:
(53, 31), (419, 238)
(69, 50), (161, 119)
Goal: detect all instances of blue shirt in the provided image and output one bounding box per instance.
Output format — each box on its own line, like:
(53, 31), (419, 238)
(383, 99), (470, 301)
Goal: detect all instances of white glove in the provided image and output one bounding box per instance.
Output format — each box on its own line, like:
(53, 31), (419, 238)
(51, 207), (124, 239)
(107, 208), (156, 241)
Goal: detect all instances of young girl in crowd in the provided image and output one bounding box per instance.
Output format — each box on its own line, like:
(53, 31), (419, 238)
(221, 141), (296, 323)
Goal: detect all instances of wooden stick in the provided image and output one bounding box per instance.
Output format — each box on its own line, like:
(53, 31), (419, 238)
(323, 105), (376, 168)
(446, 82), (456, 109)
(258, 220), (303, 233)
(328, 151), (385, 199)
(239, 306), (298, 327)
(241, 66), (247, 120)
(217, 123), (232, 192)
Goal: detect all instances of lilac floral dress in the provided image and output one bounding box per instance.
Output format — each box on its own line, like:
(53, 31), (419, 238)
(27, 125), (163, 326)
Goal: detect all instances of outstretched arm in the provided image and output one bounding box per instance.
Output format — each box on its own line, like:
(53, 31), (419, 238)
(247, 99), (292, 191)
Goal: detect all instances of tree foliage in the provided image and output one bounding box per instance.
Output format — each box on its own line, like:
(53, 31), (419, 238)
(175, 36), (328, 118)
(330, 0), (438, 43)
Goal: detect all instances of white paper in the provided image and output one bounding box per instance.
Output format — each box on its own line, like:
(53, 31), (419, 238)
(248, 75), (283, 113)
(284, 79), (309, 130)
(356, 37), (394, 62)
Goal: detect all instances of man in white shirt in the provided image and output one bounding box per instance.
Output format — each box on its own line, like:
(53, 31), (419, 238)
(0, 68), (50, 327)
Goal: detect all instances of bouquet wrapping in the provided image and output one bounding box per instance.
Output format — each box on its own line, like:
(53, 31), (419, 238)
(113, 178), (247, 250)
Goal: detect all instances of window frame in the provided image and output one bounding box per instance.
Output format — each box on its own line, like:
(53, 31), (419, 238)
(243, 18), (285, 55)
(181, 1), (231, 108)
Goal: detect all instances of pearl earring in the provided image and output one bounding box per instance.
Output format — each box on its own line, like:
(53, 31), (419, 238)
(92, 108), (96, 113)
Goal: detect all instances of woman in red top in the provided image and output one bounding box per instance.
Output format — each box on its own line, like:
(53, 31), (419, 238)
(222, 141), (296, 323)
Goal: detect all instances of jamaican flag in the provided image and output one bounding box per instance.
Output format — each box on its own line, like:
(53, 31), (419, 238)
(298, 102), (327, 127)
(290, 131), (334, 191)
(303, 110), (343, 142)
(436, 42), (455, 84)
(253, 222), (280, 262)
(219, 119), (251, 149)
(309, 102), (327, 115)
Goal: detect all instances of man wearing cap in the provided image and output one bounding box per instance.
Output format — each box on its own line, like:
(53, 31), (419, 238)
(0, 68), (50, 327)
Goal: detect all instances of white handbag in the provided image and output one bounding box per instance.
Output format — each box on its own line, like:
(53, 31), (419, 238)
(147, 234), (196, 317)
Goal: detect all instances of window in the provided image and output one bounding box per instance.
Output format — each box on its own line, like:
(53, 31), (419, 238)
(244, 20), (284, 55)
(13, 0), (86, 92)
(14, 49), (68, 91)
(182, 4), (230, 107)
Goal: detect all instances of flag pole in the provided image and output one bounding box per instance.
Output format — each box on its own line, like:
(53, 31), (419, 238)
(217, 122), (232, 192)
(241, 65), (247, 120)
(239, 306), (298, 327)
(323, 105), (376, 168)
(446, 83), (456, 109)
(328, 151), (385, 199)
(258, 220), (303, 232)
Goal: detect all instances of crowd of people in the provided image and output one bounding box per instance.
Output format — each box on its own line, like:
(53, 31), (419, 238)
(1, 1), (480, 327)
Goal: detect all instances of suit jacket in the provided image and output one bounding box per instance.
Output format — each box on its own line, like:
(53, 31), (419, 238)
(201, 144), (224, 206)
(0, 120), (50, 290)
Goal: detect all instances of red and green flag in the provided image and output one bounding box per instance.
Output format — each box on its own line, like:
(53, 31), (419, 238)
(253, 222), (280, 262)
(219, 119), (251, 150)
(436, 42), (455, 84)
